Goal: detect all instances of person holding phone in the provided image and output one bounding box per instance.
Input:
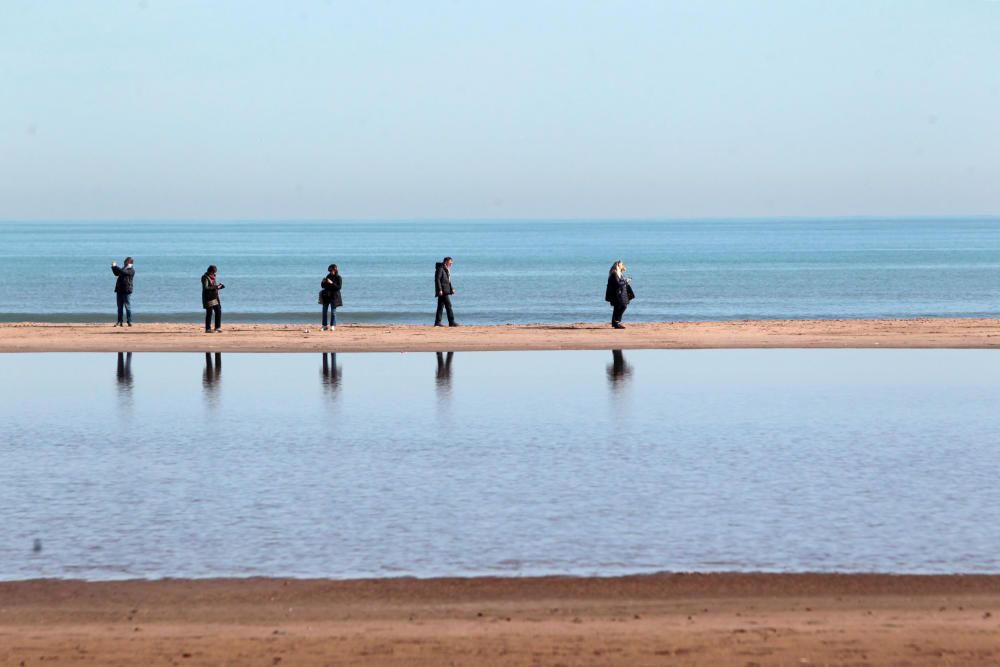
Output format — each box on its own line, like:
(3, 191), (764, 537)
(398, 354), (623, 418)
(201, 265), (225, 333)
(111, 257), (135, 327)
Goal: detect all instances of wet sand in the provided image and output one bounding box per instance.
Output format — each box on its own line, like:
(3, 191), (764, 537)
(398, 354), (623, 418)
(2, 318), (1000, 352)
(3, 574), (1000, 666)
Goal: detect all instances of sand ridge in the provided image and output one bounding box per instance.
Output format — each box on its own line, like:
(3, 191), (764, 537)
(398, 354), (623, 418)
(2, 317), (1000, 352)
(3, 574), (1000, 666)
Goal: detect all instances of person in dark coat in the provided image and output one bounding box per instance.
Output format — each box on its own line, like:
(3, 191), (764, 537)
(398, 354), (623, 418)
(201, 265), (225, 333)
(605, 260), (632, 329)
(111, 257), (135, 326)
(434, 256), (457, 327)
(320, 264), (343, 331)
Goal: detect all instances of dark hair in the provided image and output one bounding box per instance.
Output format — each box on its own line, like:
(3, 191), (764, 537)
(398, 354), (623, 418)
(328, 264), (338, 274)
(207, 265), (217, 274)
(124, 256), (133, 265)
(443, 256), (453, 263)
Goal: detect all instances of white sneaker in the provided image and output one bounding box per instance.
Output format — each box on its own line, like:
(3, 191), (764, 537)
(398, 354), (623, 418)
(321, 326), (328, 331)
(329, 325), (336, 331)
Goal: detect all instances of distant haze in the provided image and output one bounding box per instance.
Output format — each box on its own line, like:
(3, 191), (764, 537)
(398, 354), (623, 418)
(2, 1), (998, 220)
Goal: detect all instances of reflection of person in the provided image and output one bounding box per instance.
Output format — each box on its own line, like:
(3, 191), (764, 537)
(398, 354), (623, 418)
(434, 257), (458, 327)
(605, 260), (633, 329)
(606, 349), (633, 389)
(320, 264), (343, 331)
(203, 352), (222, 390)
(435, 351), (454, 387)
(111, 257), (135, 327)
(116, 351), (133, 388)
(435, 351), (455, 402)
(321, 353), (341, 393)
(201, 265), (225, 333)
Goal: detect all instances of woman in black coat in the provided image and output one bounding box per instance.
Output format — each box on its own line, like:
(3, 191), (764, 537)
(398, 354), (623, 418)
(320, 264), (343, 331)
(605, 260), (632, 329)
(201, 265), (225, 333)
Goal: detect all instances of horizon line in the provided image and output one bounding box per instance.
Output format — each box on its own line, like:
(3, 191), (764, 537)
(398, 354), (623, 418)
(2, 214), (1000, 225)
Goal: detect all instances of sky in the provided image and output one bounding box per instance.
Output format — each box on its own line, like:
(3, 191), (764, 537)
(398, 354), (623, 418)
(1, 1), (998, 220)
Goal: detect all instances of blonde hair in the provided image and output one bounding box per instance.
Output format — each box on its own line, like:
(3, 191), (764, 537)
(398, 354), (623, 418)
(609, 260), (626, 277)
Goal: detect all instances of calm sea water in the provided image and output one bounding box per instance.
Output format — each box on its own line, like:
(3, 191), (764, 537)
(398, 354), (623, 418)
(1, 219), (999, 323)
(3, 349), (1000, 580)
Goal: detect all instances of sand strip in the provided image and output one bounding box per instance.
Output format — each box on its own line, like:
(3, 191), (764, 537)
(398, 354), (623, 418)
(2, 574), (1000, 666)
(2, 318), (1000, 352)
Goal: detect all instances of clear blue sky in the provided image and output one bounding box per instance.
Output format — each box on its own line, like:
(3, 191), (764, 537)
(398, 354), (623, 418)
(1, 1), (998, 220)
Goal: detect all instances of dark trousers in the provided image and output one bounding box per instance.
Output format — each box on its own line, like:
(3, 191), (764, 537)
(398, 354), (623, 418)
(435, 295), (455, 325)
(612, 303), (627, 325)
(205, 305), (221, 330)
(322, 302), (337, 327)
(116, 292), (132, 324)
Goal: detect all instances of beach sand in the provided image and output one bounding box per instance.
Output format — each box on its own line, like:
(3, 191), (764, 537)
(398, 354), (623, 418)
(3, 574), (1000, 666)
(2, 317), (1000, 352)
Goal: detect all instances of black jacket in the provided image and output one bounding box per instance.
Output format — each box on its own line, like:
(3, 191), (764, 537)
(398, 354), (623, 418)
(605, 273), (631, 307)
(201, 273), (224, 309)
(434, 262), (454, 297)
(112, 265), (134, 294)
(321, 273), (343, 307)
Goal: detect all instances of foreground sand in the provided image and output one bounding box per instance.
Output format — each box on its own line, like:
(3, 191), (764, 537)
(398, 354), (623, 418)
(2, 318), (1000, 352)
(3, 574), (1000, 666)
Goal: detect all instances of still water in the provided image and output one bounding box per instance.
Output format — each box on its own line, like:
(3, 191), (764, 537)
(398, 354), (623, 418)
(2, 349), (1000, 580)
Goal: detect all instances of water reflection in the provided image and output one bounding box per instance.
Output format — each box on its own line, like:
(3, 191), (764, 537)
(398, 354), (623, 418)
(116, 352), (133, 389)
(8, 349), (1000, 578)
(115, 352), (133, 407)
(321, 353), (341, 397)
(202, 352), (222, 403)
(435, 351), (454, 398)
(606, 349), (633, 391)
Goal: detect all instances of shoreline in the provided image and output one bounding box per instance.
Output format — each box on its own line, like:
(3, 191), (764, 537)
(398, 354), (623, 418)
(2, 317), (1000, 352)
(4, 573), (1000, 665)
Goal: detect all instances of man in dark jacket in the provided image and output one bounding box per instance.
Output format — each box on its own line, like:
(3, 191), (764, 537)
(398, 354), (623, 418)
(434, 256), (458, 327)
(111, 257), (135, 327)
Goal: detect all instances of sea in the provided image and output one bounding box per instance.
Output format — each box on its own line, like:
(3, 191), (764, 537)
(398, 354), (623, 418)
(2, 218), (999, 324)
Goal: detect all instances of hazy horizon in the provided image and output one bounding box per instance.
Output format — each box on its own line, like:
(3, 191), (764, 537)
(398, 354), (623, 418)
(3, 2), (998, 221)
(4, 215), (1000, 225)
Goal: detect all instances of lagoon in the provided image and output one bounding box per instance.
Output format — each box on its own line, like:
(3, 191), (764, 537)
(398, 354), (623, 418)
(2, 349), (1000, 580)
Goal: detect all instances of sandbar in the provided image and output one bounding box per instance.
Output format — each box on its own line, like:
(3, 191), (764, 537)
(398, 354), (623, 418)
(2, 573), (1000, 666)
(2, 317), (1000, 352)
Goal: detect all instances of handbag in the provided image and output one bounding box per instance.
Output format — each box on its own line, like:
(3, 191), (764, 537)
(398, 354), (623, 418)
(626, 283), (636, 301)
(318, 290), (325, 305)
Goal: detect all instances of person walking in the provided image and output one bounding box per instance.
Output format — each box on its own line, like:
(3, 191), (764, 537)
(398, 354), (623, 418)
(605, 260), (633, 329)
(434, 256), (458, 327)
(320, 264), (343, 331)
(201, 265), (225, 333)
(111, 257), (135, 326)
